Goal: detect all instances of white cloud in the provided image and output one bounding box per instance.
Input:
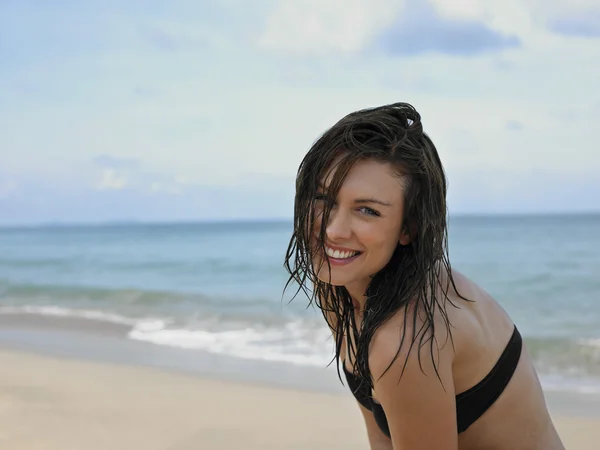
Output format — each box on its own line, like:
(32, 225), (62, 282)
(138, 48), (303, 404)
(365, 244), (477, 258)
(258, 0), (401, 54)
(429, 0), (488, 20)
(1, 0), (599, 223)
(92, 157), (194, 195)
(149, 182), (182, 195)
(530, 0), (599, 13)
(430, 0), (533, 37)
(96, 168), (127, 191)
(0, 180), (17, 198)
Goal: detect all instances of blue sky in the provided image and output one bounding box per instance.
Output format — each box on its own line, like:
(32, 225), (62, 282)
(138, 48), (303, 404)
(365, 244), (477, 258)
(1, 0), (599, 225)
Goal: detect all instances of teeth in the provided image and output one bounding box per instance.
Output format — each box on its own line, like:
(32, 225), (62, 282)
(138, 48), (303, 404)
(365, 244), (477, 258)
(325, 246), (359, 259)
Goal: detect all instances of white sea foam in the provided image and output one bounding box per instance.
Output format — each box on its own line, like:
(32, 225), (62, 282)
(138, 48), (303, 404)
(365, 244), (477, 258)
(580, 338), (600, 349)
(0, 305), (140, 326)
(540, 374), (600, 395)
(128, 319), (334, 367)
(4, 304), (600, 394)
(0, 304), (334, 366)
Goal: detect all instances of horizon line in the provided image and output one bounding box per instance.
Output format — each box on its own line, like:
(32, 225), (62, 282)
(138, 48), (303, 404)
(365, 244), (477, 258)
(1, 210), (599, 230)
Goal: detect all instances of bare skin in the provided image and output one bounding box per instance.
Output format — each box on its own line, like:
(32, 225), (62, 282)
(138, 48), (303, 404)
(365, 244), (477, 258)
(312, 158), (565, 448)
(337, 270), (565, 450)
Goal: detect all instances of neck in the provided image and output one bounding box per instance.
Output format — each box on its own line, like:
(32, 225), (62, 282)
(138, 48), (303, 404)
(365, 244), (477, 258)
(345, 280), (369, 313)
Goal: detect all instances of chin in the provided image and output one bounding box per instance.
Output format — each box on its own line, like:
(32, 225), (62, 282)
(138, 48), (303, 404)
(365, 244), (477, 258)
(313, 269), (351, 287)
(316, 276), (345, 286)
(312, 257), (357, 286)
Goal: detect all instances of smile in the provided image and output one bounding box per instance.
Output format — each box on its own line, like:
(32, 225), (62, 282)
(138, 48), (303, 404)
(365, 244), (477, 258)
(324, 245), (362, 261)
(325, 245), (361, 265)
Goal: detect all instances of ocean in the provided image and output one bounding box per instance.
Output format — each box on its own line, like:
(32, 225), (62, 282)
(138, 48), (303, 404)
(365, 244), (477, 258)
(0, 214), (599, 394)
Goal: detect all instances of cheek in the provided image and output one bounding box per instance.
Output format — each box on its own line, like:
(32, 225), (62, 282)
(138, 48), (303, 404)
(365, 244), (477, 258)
(372, 242), (395, 262)
(313, 205), (324, 226)
(310, 208), (326, 241)
(312, 215), (321, 233)
(363, 228), (399, 262)
(309, 213), (325, 254)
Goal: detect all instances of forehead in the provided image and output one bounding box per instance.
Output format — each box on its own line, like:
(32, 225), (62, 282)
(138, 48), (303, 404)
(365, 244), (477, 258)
(320, 159), (405, 202)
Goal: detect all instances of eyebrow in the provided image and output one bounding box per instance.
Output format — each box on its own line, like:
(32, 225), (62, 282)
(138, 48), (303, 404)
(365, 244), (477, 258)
(317, 184), (392, 207)
(354, 198), (392, 207)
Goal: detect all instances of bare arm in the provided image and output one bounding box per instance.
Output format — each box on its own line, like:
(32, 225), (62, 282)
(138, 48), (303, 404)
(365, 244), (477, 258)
(320, 296), (392, 449)
(357, 402), (393, 450)
(370, 320), (458, 450)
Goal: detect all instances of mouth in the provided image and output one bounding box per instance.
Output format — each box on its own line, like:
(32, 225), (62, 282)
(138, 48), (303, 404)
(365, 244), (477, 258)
(325, 245), (360, 259)
(322, 245), (362, 265)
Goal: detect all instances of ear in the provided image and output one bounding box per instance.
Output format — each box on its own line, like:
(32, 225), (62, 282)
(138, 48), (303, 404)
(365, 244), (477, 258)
(399, 226), (411, 246)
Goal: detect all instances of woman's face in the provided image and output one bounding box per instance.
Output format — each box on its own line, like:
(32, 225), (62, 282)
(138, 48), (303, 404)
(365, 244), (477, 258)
(311, 158), (410, 296)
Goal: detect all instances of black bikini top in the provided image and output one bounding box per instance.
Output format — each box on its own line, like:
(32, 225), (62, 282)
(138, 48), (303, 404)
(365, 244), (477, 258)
(343, 325), (522, 436)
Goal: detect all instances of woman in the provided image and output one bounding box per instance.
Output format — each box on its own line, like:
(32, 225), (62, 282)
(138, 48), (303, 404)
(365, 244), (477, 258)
(284, 102), (565, 449)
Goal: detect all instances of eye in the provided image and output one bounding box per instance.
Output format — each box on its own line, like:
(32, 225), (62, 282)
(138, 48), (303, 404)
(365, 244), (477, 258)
(315, 193), (335, 205)
(359, 206), (380, 217)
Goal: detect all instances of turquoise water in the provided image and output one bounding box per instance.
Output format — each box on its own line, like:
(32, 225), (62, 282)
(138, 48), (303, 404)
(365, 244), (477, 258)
(0, 215), (599, 392)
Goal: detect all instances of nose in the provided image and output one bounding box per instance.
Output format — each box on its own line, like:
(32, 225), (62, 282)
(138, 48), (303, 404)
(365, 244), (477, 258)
(325, 209), (352, 241)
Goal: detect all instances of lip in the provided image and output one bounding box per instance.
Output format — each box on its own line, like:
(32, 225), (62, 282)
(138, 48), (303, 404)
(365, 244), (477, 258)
(321, 243), (362, 266)
(324, 242), (360, 253)
(325, 251), (362, 266)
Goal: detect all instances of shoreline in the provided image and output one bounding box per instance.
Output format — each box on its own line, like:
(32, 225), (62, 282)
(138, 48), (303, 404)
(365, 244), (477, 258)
(0, 348), (599, 449)
(0, 314), (600, 448)
(2, 312), (600, 415)
(0, 313), (353, 395)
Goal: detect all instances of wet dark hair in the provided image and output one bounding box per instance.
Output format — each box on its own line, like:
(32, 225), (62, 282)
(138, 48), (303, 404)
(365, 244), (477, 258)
(284, 102), (466, 390)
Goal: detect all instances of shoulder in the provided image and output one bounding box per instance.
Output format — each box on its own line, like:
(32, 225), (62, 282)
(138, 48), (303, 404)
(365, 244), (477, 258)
(368, 303), (455, 381)
(368, 306), (459, 449)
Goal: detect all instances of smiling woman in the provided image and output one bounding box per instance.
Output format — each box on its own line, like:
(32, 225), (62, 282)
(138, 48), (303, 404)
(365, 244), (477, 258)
(283, 103), (565, 450)
(311, 159), (407, 290)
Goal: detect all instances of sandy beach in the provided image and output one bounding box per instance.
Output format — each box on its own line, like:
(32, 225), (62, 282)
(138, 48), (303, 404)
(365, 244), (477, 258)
(0, 349), (369, 450)
(0, 349), (599, 450)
